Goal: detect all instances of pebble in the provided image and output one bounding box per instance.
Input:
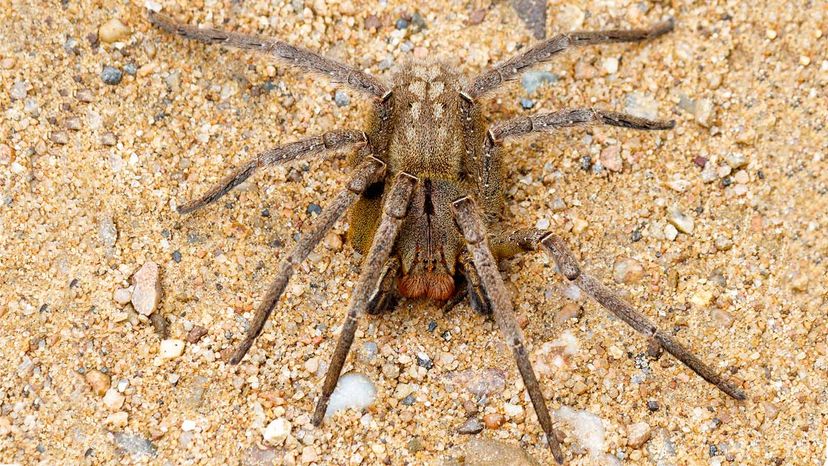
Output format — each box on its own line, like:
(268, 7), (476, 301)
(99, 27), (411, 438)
(159, 339), (185, 360)
(85, 369), (111, 396)
(334, 90), (350, 107)
(395, 18), (409, 29)
(700, 163), (717, 183)
(520, 70), (556, 94)
(627, 422), (652, 448)
(364, 15), (381, 30)
(647, 400), (660, 411)
(725, 152), (748, 169)
(99, 18), (131, 43)
(0, 417), (10, 436)
(694, 98), (715, 127)
(186, 325), (208, 343)
(50, 131), (69, 145)
(301, 446), (318, 463)
(602, 57), (619, 74)
(468, 9), (487, 26)
(482, 413), (504, 429)
(519, 97), (534, 109)
(613, 257), (644, 284)
(124, 63), (137, 76)
(75, 88), (94, 102)
(600, 145), (623, 172)
(171, 250), (182, 263)
(113, 287), (131, 305)
(324, 372), (376, 419)
(324, 231), (343, 251)
(711, 308), (735, 328)
(131, 261), (162, 316)
(24, 98), (39, 117)
(555, 407), (606, 457)
(104, 411), (129, 429)
(103, 388), (125, 410)
(416, 351), (433, 369)
(10, 80), (29, 100)
(457, 417), (484, 434)
(715, 235), (733, 251)
(625, 92), (659, 120)
(1, 57), (15, 69)
(463, 399), (478, 416)
(263, 418), (291, 446)
(666, 176), (690, 193)
(458, 438), (537, 466)
(101, 66), (123, 85)
(503, 403), (524, 419)
(667, 207), (694, 234)
(306, 203), (322, 215)
(664, 224), (678, 241)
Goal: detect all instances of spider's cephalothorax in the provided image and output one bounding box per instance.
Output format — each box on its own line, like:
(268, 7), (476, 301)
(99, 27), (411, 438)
(150, 10), (745, 464)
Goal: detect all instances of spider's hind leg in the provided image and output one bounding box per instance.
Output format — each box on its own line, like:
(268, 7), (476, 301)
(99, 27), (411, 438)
(366, 257), (401, 315)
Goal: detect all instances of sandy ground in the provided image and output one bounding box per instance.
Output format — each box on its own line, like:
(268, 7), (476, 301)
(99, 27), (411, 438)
(1, 0), (827, 464)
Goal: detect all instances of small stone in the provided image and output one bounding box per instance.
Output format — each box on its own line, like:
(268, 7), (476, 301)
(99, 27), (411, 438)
(664, 224), (678, 241)
(667, 207), (694, 234)
(10, 80), (29, 100)
(482, 413), (504, 429)
(0, 417), (10, 436)
(627, 422), (652, 448)
(714, 235), (733, 251)
(711, 309), (734, 328)
(395, 18), (409, 29)
(76, 89), (94, 102)
(101, 66), (123, 85)
(85, 369), (111, 396)
(503, 403), (524, 419)
(131, 261), (162, 316)
(600, 146), (622, 172)
(324, 372), (377, 419)
(124, 63), (137, 76)
(666, 176), (690, 193)
(171, 250), (182, 263)
(694, 98), (715, 127)
(463, 400), (479, 416)
(647, 400), (660, 411)
(555, 303), (582, 323)
(468, 9), (487, 26)
(113, 288), (132, 305)
(364, 15), (381, 30)
(114, 432), (157, 458)
(725, 152), (748, 169)
(100, 132), (117, 146)
(98, 214), (118, 246)
(103, 388), (125, 411)
(301, 446), (318, 463)
(457, 417), (484, 434)
(263, 418), (291, 446)
(159, 339), (185, 360)
(324, 231), (343, 251)
(0, 58), (15, 69)
(334, 90), (350, 107)
(304, 357), (320, 374)
(701, 163), (717, 183)
(186, 325), (208, 344)
(307, 203), (322, 215)
(416, 351), (433, 370)
(574, 61), (597, 80)
(613, 257), (644, 284)
(693, 156), (708, 168)
(381, 363), (400, 379)
(459, 438), (538, 465)
(24, 98), (39, 117)
(104, 411), (129, 429)
(99, 18), (131, 43)
(734, 170), (749, 184)
(520, 70), (556, 94)
(50, 131), (69, 145)
(602, 57), (619, 74)
(519, 97), (534, 109)
(766, 29), (777, 40)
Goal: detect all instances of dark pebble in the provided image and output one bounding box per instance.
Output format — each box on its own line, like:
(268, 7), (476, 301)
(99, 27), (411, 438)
(402, 394), (415, 405)
(124, 63), (137, 76)
(307, 203), (322, 215)
(395, 18), (409, 29)
(647, 400), (660, 412)
(410, 12), (426, 30)
(709, 444), (718, 457)
(580, 155), (592, 171)
(631, 228), (643, 242)
(693, 156), (708, 168)
(150, 313), (169, 339)
(721, 176), (732, 187)
(171, 250), (182, 263)
(69, 278), (79, 288)
(457, 417), (484, 435)
(261, 208), (270, 217)
(186, 325), (208, 344)
(416, 353), (433, 370)
(520, 97), (534, 109)
(101, 66), (123, 85)
(427, 321), (437, 332)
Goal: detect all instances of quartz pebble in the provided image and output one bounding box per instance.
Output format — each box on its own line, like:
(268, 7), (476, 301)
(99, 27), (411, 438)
(613, 257), (644, 284)
(113, 287), (131, 305)
(324, 372), (376, 419)
(725, 152), (748, 169)
(694, 98), (715, 127)
(667, 207), (694, 235)
(85, 369), (111, 396)
(457, 416), (483, 434)
(159, 339), (185, 360)
(625, 92), (659, 120)
(600, 145), (622, 172)
(627, 422), (652, 448)
(131, 261), (162, 316)
(99, 18), (131, 43)
(520, 70), (556, 94)
(263, 418), (291, 446)
(105, 411), (129, 429)
(103, 388), (126, 411)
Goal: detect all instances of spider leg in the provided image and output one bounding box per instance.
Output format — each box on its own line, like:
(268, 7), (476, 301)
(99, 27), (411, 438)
(228, 155), (386, 364)
(312, 172), (418, 426)
(178, 130), (367, 214)
(494, 229), (747, 400)
(366, 256), (401, 315)
(458, 252), (492, 315)
(148, 11), (389, 98)
(451, 197), (565, 464)
(466, 18), (674, 98)
(479, 108), (673, 209)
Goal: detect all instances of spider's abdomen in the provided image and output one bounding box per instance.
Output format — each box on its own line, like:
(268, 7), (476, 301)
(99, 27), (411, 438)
(384, 62), (467, 179)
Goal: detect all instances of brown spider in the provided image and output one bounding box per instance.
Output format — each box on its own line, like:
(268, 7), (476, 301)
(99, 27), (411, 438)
(149, 10), (745, 463)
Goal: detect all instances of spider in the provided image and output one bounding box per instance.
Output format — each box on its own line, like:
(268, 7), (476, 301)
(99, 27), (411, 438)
(149, 9), (745, 463)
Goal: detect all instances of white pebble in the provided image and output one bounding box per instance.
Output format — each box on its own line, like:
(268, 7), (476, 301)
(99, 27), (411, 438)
(99, 19), (131, 43)
(666, 176), (690, 193)
(181, 420), (197, 432)
(159, 339), (185, 360)
(664, 224), (678, 241)
(113, 288), (131, 305)
(263, 418), (292, 446)
(626, 422), (652, 448)
(103, 388), (125, 411)
(555, 407), (606, 457)
(324, 372), (377, 420)
(667, 207), (695, 234)
(503, 402), (524, 419)
(104, 411), (129, 429)
(602, 57), (619, 74)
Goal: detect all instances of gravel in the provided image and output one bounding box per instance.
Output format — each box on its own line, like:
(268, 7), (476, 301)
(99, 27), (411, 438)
(101, 66), (123, 85)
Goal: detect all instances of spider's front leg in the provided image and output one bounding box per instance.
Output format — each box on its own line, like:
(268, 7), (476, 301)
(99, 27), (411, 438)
(491, 228), (747, 400)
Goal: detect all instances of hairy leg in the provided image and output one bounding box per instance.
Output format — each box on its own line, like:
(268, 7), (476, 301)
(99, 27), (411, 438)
(229, 156), (385, 364)
(148, 11), (389, 98)
(312, 172), (418, 425)
(366, 256), (401, 315)
(467, 18), (674, 98)
(178, 130), (367, 214)
(452, 197), (564, 464)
